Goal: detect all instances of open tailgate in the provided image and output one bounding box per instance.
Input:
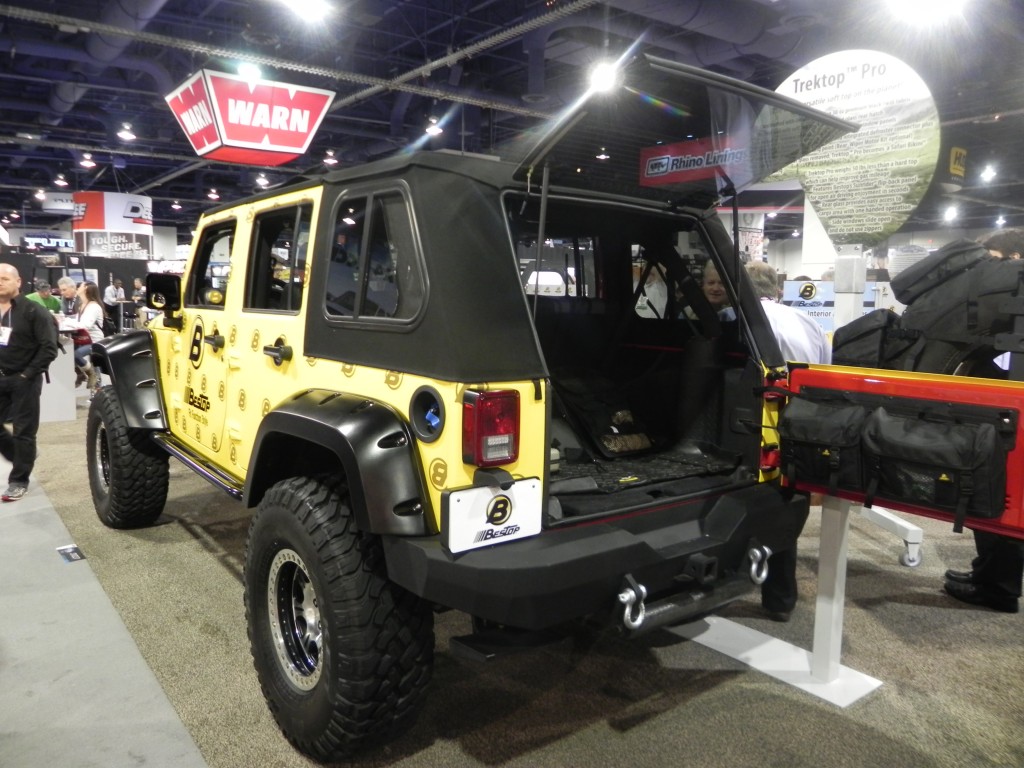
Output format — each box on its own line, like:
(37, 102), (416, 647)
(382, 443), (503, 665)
(781, 365), (1024, 539)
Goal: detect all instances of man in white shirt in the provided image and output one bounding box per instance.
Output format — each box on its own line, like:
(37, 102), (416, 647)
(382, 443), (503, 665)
(746, 261), (831, 365)
(103, 279), (125, 330)
(103, 279), (124, 305)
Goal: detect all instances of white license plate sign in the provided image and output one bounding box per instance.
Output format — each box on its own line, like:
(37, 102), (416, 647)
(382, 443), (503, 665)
(443, 478), (542, 554)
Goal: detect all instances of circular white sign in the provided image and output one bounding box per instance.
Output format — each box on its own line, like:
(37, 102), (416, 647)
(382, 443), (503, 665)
(773, 50), (941, 246)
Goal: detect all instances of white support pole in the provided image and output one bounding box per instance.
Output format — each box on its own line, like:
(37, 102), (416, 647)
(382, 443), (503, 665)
(812, 495), (853, 682)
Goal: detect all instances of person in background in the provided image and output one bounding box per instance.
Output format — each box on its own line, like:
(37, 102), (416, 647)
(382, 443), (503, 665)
(132, 277), (146, 304)
(0, 264), (59, 502)
(56, 277), (80, 316)
(103, 278), (125, 329)
(71, 281), (107, 397)
(25, 280), (60, 312)
(701, 261), (733, 315)
(747, 260), (831, 365)
(746, 260), (831, 621)
(942, 227), (1024, 613)
(683, 260), (736, 322)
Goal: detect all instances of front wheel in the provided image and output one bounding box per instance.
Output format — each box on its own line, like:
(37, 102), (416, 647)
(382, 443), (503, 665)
(86, 388), (169, 528)
(244, 476), (434, 761)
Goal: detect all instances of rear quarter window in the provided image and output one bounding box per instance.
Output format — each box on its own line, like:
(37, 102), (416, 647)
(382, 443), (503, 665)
(324, 190), (423, 321)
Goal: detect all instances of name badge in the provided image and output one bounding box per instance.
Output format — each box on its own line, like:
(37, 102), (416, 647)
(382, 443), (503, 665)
(0, 327), (10, 346)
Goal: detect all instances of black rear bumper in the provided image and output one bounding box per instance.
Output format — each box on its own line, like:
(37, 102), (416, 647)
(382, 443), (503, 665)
(383, 482), (807, 631)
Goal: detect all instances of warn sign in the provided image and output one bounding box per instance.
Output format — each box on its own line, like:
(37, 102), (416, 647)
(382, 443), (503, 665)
(165, 70), (334, 165)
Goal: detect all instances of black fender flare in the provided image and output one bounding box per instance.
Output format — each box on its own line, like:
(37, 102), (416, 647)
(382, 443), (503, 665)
(90, 330), (169, 431)
(245, 390), (428, 536)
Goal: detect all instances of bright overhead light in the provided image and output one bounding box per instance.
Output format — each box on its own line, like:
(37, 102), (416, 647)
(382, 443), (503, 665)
(9, 211), (19, 220)
(117, 123), (136, 141)
(425, 116), (443, 136)
(302, 0), (332, 19)
(791, 229), (800, 237)
(238, 62), (262, 83)
(887, 0), (965, 22)
(79, 152), (96, 168)
(595, 147), (610, 160)
(996, 215), (1006, 227)
(53, 173), (68, 187)
(323, 149), (338, 166)
(256, 173), (269, 188)
(1, 217), (8, 226)
(589, 61), (620, 93)
(943, 205), (958, 222)
(34, 189), (45, 201)
(767, 211), (778, 218)
(208, 188), (220, 200)
(171, 200), (182, 210)
(980, 164), (997, 183)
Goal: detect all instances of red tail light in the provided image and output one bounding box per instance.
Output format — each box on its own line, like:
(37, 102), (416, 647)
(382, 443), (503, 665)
(462, 389), (520, 467)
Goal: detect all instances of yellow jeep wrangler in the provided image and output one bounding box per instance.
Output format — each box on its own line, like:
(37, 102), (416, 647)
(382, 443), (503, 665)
(86, 55), (854, 761)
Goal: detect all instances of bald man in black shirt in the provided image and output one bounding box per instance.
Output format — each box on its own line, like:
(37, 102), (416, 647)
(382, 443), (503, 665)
(0, 263), (59, 501)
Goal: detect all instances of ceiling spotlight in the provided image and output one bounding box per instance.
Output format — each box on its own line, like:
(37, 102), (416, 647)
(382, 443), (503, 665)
(34, 189), (46, 201)
(791, 229), (800, 237)
(207, 188), (220, 200)
(589, 61), (620, 93)
(996, 215), (1006, 227)
(9, 211), (19, 220)
(171, 200), (182, 210)
(323, 149), (338, 166)
(595, 147), (610, 160)
(943, 205), (958, 222)
(980, 164), (997, 183)
(238, 62), (262, 84)
(425, 116), (443, 136)
(767, 211), (778, 218)
(256, 173), (270, 188)
(53, 173), (69, 187)
(80, 152), (96, 168)
(1, 217), (8, 226)
(117, 123), (136, 141)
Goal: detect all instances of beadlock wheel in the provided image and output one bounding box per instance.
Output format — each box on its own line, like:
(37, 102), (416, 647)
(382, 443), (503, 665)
(267, 548), (322, 691)
(244, 475), (434, 761)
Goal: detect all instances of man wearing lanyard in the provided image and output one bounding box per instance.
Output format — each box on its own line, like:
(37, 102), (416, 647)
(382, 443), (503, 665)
(0, 264), (59, 502)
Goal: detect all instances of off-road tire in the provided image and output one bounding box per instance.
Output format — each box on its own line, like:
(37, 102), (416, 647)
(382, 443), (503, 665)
(87, 387), (170, 528)
(244, 475), (434, 761)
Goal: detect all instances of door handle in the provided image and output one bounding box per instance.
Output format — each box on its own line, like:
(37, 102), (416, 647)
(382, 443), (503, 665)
(263, 342), (293, 366)
(203, 333), (225, 351)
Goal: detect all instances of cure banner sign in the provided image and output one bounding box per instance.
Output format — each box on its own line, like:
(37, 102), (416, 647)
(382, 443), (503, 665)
(72, 191), (153, 259)
(165, 70), (335, 165)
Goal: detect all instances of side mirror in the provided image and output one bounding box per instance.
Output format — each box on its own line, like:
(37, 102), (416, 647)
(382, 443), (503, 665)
(146, 273), (182, 312)
(146, 272), (183, 328)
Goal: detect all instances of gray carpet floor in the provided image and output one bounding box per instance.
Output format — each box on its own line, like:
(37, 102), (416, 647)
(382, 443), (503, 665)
(22, 400), (1024, 767)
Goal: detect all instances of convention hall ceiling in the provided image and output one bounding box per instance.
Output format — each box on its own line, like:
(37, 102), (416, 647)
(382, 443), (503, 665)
(1, 0), (1023, 244)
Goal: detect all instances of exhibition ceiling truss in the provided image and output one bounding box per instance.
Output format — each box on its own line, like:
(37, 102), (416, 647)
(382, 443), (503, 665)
(1, 0), (1023, 242)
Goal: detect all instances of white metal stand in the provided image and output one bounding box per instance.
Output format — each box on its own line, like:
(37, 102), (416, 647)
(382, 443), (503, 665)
(673, 495), (882, 707)
(859, 504), (924, 567)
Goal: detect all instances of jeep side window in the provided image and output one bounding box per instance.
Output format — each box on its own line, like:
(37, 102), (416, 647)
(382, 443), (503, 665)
(245, 204), (312, 312)
(325, 191), (422, 320)
(186, 221), (235, 307)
